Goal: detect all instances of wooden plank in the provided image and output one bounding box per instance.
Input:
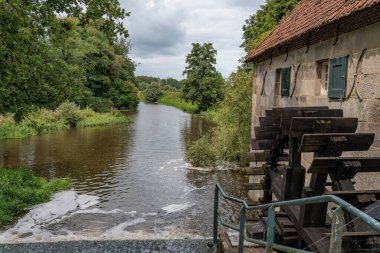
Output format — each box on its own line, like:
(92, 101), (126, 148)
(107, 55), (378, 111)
(299, 133), (375, 152)
(247, 151), (268, 162)
(279, 109), (344, 131)
(272, 106), (329, 112)
(254, 130), (278, 140)
(325, 190), (380, 202)
(251, 139), (274, 150)
(244, 167), (266, 175)
(289, 117), (358, 137)
(308, 157), (380, 173)
(259, 117), (278, 126)
(303, 227), (330, 253)
(265, 110), (274, 117)
(277, 109), (342, 119)
(254, 126), (279, 139)
(322, 231), (380, 237)
(244, 183), (262, 190)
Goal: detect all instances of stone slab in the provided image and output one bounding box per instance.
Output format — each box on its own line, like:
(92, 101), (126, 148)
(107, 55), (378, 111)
(0, 239), (211, 253)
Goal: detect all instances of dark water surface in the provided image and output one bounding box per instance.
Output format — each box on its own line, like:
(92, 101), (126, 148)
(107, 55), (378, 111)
(0, 103), (246, 242)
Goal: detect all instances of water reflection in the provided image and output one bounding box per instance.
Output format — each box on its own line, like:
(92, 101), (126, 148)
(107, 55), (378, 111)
(0, 103), (245, 240)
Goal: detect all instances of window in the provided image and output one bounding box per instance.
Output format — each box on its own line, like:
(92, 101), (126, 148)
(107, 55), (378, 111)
(274, 69), (281, 96)
(328, 56), (348, 99)
(281, 67), (291, 96)
(317, 60), (329, 95)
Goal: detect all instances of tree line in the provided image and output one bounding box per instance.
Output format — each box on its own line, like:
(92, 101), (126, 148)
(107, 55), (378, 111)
(0, 0), (138, 121)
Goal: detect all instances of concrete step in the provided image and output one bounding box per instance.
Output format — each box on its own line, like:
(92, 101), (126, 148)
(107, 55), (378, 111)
(0, 239), (212, 253)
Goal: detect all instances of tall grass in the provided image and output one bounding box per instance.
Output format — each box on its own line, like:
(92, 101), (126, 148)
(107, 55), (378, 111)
(158, 92), (199, 113)
(0, 168), (71, 226)
(0, 103), (129, 140)
(78, 110), (128, 127)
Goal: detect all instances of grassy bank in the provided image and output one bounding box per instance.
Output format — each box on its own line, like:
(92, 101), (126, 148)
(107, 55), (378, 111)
(0, 168), (71, 226)
(158, 92), (199, 113)
(0, 103), (129, 140)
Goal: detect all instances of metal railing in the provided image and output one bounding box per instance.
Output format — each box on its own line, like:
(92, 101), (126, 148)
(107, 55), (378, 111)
(212, 183), (380, 253)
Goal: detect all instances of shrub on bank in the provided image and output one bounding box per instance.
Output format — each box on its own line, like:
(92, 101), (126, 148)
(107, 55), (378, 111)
(56, 101), (83, 127)
(187, 135), (216, 167)
(144, 83), (163, 102)
(0, 168), (71, 225)
(186, 70), (253, 167)
(77, 111), (128, 127)
(85, 97), (114, 113)
(0, 102), (129, 140)
(158, 92), (199, 113)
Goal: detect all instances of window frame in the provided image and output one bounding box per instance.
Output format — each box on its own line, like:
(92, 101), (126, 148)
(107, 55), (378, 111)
(280, 67), (291, 97)
(328, 56), (349, 99)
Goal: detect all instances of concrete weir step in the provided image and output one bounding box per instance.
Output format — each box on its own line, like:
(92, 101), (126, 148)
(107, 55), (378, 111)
(0, 239), (212, 253)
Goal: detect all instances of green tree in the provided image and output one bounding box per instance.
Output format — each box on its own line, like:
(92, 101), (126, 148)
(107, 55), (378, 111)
(0, 0), (132, 120)
(241, 0), (300, 54)
(144, 82), (163, 103)
(182, 43), (224, 111)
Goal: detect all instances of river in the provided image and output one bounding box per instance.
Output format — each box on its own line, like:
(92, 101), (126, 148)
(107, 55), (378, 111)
(0, 103), (246, 243)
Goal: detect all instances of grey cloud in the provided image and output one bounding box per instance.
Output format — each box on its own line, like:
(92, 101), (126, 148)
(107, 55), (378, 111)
(120, 0), (266, 79)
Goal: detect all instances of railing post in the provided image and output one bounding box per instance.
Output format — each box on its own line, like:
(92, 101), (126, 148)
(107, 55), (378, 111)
(213, 185), (219, 246)
(266, 206), (275, 253)
(238, 206), (246, 253)
(329, 206), (344, 253)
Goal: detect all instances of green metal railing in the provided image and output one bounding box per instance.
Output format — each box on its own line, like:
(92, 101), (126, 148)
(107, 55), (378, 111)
(212, 183), (380, 253)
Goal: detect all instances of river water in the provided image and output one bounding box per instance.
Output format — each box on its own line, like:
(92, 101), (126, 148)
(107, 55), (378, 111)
(0, 103), (246, 243)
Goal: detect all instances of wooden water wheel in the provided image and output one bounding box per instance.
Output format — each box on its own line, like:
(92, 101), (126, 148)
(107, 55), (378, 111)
(246, 106), (380, 252)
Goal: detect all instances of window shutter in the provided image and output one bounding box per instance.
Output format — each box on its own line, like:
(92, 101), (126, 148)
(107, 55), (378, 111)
(281, 67), (291, 96)
(328, 56), (348, 99)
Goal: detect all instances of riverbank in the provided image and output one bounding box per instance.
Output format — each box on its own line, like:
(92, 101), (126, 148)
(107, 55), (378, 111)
(0, 105), (129, 140)
(157, 92), (199, 114)
(0, 168), (71, 226)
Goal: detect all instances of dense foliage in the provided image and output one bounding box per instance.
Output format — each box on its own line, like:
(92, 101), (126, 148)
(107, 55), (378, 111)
(187, 0), (300, 167)
(187, 70), (253, 166)
(0, 0), (138, 120)
(0, 168), (71, 225)
(144, 82), (164, 102)
(241, 0), (300, 54)
(182, 43), (224, 111)
(136, 76), (181, 92)
(0, 103), (128, 140)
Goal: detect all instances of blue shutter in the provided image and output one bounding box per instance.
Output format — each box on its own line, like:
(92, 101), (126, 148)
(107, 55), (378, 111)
(328, 56), (348, 99)
(281, 67), (291, 96)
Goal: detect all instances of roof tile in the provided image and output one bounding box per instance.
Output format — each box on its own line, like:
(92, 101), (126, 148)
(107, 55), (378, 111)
(247, 0), (380, 61)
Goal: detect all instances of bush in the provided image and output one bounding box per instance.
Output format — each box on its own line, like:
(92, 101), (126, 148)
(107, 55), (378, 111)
(77, 112), (128, 127)
(187, 135), (216, 167)
(106, 80), (139, 109)
(81, 107), (97, 118)
(56, 101), (83, 127)
(0, 167), (71, 225)
(85, 97), (114, 113)
(186, 70), (252, 167)
(24, 109), (68, 134)
(144, 83), (163, 102)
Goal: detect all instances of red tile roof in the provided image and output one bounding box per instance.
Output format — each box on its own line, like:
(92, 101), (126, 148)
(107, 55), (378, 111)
(246, 0), (380, 62)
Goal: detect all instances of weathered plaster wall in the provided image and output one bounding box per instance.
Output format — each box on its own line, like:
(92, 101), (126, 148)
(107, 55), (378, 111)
(251, 21), (380, 190)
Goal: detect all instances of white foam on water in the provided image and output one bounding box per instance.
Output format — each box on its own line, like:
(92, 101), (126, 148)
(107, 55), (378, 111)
(106, 218), (146, 235)
(0, 190), (99, 243)
(142, 212), (158, 216)
(162, 203), (194, 214)
(72, 208), (136, 215)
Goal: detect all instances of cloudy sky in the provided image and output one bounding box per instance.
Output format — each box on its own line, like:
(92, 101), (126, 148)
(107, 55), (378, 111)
(121, 0), (265, 79)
